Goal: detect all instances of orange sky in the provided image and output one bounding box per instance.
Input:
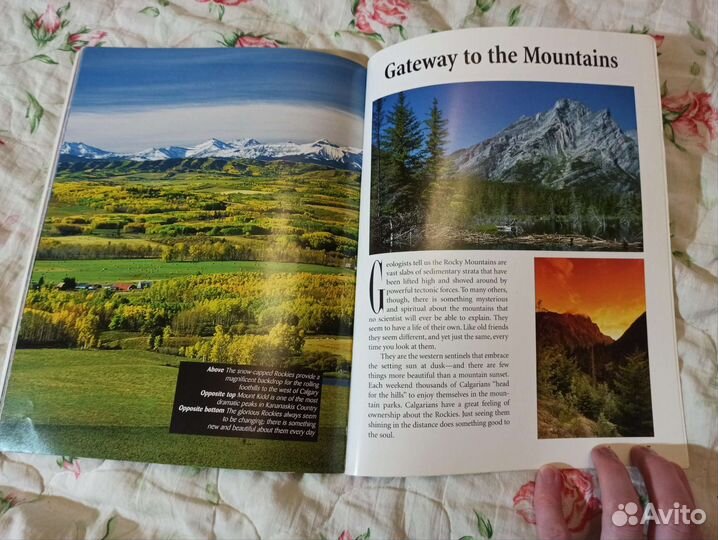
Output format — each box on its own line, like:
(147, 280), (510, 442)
(535, 258), (646, 340)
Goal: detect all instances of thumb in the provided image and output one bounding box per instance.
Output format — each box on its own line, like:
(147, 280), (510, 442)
(535, 466), (571, 540)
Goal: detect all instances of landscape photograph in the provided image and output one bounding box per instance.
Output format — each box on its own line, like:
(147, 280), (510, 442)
(0, 48), (365, 472)
(534, 257), (653, 439)
(369, 81), (643, 254)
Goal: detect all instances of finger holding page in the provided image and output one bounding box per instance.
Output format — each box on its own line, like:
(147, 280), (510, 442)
(590, 446), (643, 540)
(534, 466), (571, 540)
(630, 446), (702, 540)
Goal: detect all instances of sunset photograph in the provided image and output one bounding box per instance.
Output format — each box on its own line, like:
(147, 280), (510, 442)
(535, 257), (653, 439)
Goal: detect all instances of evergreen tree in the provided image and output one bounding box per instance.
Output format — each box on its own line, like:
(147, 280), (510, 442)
(617, 192), (640, 241)
(371, 98), (386, 180)
(612, 352), (654, 436)
(423, 97), (449, 196)
(384, 92), (425, 216)
(371, 99), (387, 250)
(569, 189), (583, 235)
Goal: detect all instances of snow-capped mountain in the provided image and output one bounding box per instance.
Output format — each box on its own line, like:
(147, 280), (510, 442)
(450, 99), (640, 192)
(184, 138), (235, 158)
(60, 142), (116, 160)
(129, 145), (190, 161)
(60, 138), (362, 171)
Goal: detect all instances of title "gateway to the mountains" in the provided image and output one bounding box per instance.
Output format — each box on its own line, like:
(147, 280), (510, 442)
(384, 46), (618, 79)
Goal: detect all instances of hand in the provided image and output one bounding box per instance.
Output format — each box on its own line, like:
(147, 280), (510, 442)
(534, 446), (702, 540)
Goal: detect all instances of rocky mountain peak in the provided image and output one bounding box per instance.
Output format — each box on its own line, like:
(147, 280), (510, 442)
(450, 98), (640, 192)
(551, 98), (590, 115)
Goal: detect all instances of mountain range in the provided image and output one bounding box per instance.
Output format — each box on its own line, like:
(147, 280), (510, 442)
(62, 100), (637, 184)
(536, 309), (648, 356)
(450, 99), (640, 193)
(60, 138), (362, 171)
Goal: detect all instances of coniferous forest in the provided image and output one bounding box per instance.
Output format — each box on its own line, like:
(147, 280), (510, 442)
(369, 84), (644, 254)
(536, 311), (654, 438)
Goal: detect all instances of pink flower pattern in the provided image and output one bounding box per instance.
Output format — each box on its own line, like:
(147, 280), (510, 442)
(65, 29), (108, 52)
(3, 3), (715, 537)
(24, 2), (70, 47)
(662, 90), (718, 150)
(219, 32), (282, 48)
(336, 529), (369, 540)
(351, 0), (410, 40)
(57, 456), (82, 479)
(36, 4), (62, 34)
(628, 25), (665, 55)
(513, 469), (602, 533)
(513, 480), (537, 524)
(197, 0), (250, 5)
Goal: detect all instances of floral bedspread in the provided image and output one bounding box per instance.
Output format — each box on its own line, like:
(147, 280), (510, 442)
(0, 1), (716, 539)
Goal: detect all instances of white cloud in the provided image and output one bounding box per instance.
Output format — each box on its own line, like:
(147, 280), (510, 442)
(64, 103), (364, 152)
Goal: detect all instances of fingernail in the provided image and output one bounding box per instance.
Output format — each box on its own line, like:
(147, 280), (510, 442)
(633, 445), (656, 457)
(538, 465), (561, 484)
(596, 445), (619, 459)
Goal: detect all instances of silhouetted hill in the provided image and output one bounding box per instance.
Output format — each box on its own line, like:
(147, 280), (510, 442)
(608, 312), (648, 359)
(536, 310), (614, 351)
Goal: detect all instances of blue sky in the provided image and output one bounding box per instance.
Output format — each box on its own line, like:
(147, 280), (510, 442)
(378, 81), (637, 153)
(65, 48), (366, 151)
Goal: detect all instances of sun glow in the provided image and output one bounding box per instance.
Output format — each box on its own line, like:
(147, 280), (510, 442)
(535, 258), (646, 340)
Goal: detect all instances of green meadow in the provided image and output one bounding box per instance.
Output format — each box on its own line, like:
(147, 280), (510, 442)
(31, 259), (352, 285)
(1, 349), (348, 472)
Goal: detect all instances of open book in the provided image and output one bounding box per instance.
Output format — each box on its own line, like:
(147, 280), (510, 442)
(0, 28), (688, 476)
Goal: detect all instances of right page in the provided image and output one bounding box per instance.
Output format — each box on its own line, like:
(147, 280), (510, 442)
(346, 27), (688, 477)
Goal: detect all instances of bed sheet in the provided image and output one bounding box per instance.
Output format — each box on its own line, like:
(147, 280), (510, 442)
(0, 1), (716, 538)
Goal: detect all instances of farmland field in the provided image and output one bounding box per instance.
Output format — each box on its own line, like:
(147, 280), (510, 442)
(32, 259), (352, 285)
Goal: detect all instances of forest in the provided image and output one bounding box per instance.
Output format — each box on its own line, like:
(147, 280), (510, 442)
(536, 311), (654, 439)
(20, 272), (355, 374)
(41, 159), (359, 267)
(369, 92), (643, 253)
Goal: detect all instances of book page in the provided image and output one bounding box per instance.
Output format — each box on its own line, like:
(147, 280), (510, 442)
(346, 28), (688, 477)
(0, 48), (366, 473)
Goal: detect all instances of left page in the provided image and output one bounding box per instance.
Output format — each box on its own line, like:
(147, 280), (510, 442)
(0, 47), (366, 473)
